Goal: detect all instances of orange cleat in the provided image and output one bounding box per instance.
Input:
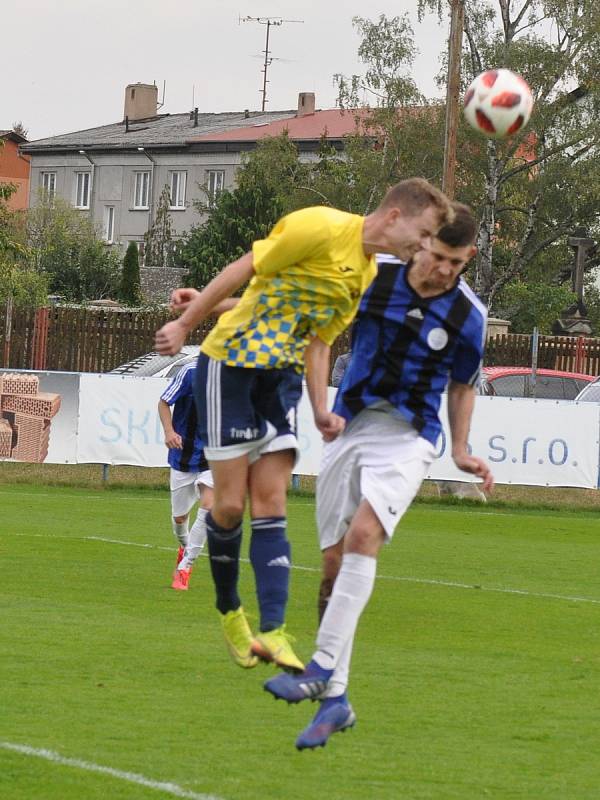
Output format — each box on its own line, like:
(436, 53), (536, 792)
(171, 568), (191, 591)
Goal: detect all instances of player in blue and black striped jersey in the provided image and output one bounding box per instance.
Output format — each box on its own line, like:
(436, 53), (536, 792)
(265, 203), (495, 749)
(158, 361), (214, 591)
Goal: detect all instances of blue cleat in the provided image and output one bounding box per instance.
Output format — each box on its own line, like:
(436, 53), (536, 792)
(264, 660), (333, 704)
(296, 697), (357, 750)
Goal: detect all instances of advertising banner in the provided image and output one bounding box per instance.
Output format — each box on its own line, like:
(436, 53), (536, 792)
(78, 374), (170, 466)
(296, 389), (600, 489)
(427, 395), (600, 488)
(0, 369), (79, 464)
(6, 370), (599, 489)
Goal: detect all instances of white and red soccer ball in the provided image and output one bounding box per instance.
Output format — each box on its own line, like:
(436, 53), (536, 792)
(463, 68), (533, 139)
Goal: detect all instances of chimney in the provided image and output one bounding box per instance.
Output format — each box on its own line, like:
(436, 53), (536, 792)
(123, 83), (158, 122)
(297, 92), (316, 117)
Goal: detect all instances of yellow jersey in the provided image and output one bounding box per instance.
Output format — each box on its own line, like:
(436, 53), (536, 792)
(201, 206), (376, 370)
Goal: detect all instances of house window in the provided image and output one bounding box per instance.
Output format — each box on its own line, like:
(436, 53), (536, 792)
(75, 172), (91, 209)
(134, 171), (150, 209)
(207, 170), (225, 205)
(169, 171), (186, 209)
(41, 172), (56, 201)
(104, 206), (115, 243)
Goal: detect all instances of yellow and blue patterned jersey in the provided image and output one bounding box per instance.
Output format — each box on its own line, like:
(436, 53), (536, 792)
(201, 206), (377, 371)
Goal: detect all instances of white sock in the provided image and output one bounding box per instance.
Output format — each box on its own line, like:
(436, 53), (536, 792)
(179, 509), (208, 570)
(324, 638), (354, 698)
(313, 552), (377, 672)
(172, 520), (188, 547)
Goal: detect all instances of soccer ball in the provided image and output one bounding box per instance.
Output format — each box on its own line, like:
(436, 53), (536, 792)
(463, 68), (533, 139)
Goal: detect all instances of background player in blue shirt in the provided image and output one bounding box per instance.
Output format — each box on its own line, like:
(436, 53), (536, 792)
(158, 361), (214, 591)
(265, 203), (495, 749)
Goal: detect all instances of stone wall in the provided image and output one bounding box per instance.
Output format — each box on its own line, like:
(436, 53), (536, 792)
(140, 266), (187, 303)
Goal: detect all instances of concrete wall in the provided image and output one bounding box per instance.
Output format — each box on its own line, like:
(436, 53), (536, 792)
(28, 150), (244, 250)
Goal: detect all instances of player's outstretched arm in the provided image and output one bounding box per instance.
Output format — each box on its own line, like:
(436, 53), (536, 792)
(155, 253), (254, 355)
(305, 336), (345, 442)
(447, 380), (494, 493)
(170, 289), (238, 317)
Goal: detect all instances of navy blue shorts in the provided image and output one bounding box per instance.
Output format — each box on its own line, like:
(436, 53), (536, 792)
(194, 353), (303, 461)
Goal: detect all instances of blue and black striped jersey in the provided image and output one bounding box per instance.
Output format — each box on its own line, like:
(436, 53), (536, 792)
(334, 254), (487, 445)
(160, 362), (208, 472)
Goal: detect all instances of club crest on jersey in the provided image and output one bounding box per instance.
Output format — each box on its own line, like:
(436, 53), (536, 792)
(427, 327), (449, 350)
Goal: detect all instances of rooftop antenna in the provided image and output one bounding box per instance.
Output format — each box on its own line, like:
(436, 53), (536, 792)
(240, 15), (304, 112)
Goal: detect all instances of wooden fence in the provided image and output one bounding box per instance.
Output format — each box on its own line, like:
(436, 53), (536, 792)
(0, 306), (206, 373)
(0, 305), (598, 376)
(485, 333), (600, 374)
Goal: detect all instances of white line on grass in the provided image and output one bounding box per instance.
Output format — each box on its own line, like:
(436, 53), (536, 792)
(0, 488), (580, 518)
(9, 531), (600, 607)
(0, 742), (225, 800)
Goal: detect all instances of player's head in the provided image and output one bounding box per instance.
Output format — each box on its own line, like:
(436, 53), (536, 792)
(415, 202), (477, 289)
(373, 178), (453, 261)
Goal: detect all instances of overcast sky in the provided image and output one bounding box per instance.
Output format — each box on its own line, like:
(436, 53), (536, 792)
(4, 1), (451, 141)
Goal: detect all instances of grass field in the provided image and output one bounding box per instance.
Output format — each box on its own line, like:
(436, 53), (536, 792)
(2, 483), (600, 800)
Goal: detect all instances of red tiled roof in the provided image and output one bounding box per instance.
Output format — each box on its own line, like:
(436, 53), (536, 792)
(189, 108), (370, 143)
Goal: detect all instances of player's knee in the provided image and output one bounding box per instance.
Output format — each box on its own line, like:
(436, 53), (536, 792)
(345, 525), (382, 556)
(173, 514), (188, 524)
(213, 498), (245, 526)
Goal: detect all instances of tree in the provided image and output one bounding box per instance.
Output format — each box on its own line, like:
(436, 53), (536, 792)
(120, 241), (142, 306)
(0, 177), (48, 308)
(416, 0), (600, 307)
(333, 14), (446, 213)
(144, 185), (178, 269)
(11, 121), (28, 139)
(181, 173), (284, 289)
(27, 194), (121, 301)
(494, 279), (576, 333)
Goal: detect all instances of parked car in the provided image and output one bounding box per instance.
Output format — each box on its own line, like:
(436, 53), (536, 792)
(573, 377), (600, 403)
(479, 367), (595, 400)
(108, 346), (200, 379)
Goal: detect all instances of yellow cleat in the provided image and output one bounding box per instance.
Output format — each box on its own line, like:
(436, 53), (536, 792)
(220, 607), (259, 669)
(251, 625), (305, 673)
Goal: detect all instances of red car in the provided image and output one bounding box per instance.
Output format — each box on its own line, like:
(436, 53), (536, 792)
(479, 367), (595, 400)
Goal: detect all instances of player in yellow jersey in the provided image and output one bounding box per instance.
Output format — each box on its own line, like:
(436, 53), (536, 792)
(155, 178), (452, 672)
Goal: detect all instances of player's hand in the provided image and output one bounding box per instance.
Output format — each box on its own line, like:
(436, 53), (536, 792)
(165, 431), (183, 449)
(453, 452), (494, 493)
(315, 411), (346, 442)
(170, 287), (200, 315)
(155, 319), (187, 355)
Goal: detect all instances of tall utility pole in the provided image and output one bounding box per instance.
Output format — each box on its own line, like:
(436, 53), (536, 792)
(240, 16), (303, 112)
(442, 0), (465, 200)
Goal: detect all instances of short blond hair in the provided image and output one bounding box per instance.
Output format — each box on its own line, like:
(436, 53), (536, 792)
(379, 178), (453, 227)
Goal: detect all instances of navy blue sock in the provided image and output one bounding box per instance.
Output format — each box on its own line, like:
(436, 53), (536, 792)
(206, 512), (242, 615)
(250, 517), (290, 632)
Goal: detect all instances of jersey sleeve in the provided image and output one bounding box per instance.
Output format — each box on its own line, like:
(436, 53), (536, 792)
(159, 365), (193, 405)
(252, 208), (328, 277)
(450, 317), (486, 386)
(315, 307), (358, 346)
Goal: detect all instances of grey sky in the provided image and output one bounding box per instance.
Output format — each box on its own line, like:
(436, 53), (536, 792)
(4, 1), (450, 141)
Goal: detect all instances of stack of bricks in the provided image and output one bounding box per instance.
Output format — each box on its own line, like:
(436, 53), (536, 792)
(0, 373), (61, 463)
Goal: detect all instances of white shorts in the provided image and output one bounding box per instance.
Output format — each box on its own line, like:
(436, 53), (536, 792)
(316, 409), (437, 549)
(249, 431), (300, 467)
(170, 468), (214, 517)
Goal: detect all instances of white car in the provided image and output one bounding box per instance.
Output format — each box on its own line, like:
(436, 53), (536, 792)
(108, 346), (200, 379)
(574, 377), (600, 403)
